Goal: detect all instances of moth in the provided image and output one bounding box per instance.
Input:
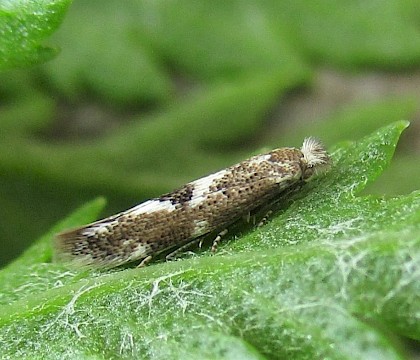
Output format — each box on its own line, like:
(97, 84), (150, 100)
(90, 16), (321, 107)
(54, 138), (330, 269)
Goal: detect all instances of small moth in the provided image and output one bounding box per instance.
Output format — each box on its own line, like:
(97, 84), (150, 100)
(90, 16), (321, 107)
(54, 138), (330, 269)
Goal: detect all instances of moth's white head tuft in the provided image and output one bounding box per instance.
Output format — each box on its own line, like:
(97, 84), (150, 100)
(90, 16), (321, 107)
(300, 137), (330, 179)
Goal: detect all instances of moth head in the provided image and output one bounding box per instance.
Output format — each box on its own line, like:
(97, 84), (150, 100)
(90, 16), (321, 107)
(300, 137), (330, 181)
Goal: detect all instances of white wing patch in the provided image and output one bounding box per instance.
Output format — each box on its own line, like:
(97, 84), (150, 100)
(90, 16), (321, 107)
(131, 199), (177, 215)
(189, 169), (229, 208)
(82, 224), (112, 237)
(247, 154), (271, 167)
(81, 199), (176, 236)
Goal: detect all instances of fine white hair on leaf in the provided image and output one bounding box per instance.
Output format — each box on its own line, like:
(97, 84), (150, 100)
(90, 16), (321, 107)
(301, 137), (330, 167)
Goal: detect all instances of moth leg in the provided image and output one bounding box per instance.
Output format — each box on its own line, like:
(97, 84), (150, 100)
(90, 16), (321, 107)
(242, 211), (251, 224)
(137, 255), (153, 268)
(211, 229), (228, 252)
(166, 238), (202, 261)
(243, 211), (262, 225)
(257, 210), (273, 227)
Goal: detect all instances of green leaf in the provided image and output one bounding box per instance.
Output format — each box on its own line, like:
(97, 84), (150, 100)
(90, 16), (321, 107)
(0, 121), (418, 359)
(0, 0), (72, 70)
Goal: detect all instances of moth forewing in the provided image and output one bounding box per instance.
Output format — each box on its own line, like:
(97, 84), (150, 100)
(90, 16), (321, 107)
(54, 138), (330, 269)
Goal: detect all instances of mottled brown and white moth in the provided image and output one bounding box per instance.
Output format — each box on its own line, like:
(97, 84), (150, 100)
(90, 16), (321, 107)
(54, 138), (330, 269)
